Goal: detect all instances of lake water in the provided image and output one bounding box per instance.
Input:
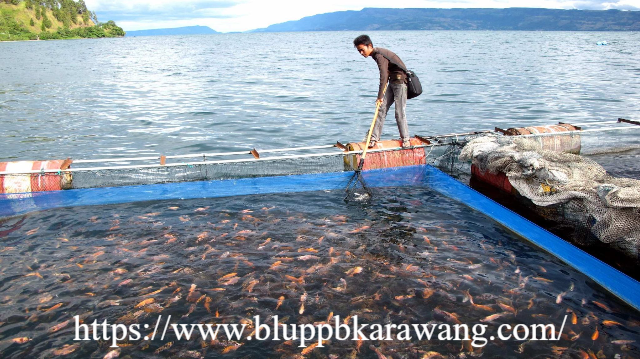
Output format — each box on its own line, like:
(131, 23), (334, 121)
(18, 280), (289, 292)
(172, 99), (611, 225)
(1, 31), (640, 168)
(2, 32), (640, 358)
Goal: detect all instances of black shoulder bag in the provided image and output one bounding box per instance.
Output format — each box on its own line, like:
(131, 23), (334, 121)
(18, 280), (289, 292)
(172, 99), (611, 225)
(380, 53), (423, 100)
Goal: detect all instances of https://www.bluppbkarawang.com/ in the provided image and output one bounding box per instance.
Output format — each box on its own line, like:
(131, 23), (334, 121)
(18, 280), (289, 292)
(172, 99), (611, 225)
(73, 313), (568, 350)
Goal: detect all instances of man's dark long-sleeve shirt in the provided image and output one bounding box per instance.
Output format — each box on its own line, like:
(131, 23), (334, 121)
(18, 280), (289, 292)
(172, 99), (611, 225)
(371, 48), (407, 100)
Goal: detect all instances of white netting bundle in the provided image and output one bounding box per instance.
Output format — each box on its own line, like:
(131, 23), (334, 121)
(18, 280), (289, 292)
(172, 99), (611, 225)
(460, 135), (640, 259)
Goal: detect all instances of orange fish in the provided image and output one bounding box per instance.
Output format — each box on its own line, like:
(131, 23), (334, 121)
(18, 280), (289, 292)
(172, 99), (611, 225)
(135, 298), (155, 308)
(592, 301), (612, 312)
(345, 266), (363, 276)
(369, 345), (388, 359)
(11, 337), (30, 344)
(285, 275), (304, 284)
(165, 234), (177, 244)
(602, 320), (621, 327)
(423, 288), (435, 299)
(155, 341), (173, 354)
(405, 264), (420, 272)
(197, 232), (208, 242)
(204, 297), (212, 313)
(144, 287), (166, 297)
(349, 226), (370, 233)
(38, 294), (53, 303)
(527, 296), (536, 310)
(591, 327), (599, 340)
(301, 343), (318, 355)
(245, 279), (259, 293)
(103, 349), (121, 359)
(49, 320), (70, 333)
(43, 303), (63, 312)
(533, 277), (553, 283)
(221, 277), (239, 286)
(219, 273), (237, 281)
(24, 272), (43, 279)
(611, 340), (636, 344)
(356, 335), (364, 352)
(497, 302), (516, 314)
(221, 343), (241, 354)
(480, 313), (510, 323)
(474, 303), (495, 312)
(276, 296), (285, 310)
(297, 255), (320, 261)
(53, 344), (79, 355)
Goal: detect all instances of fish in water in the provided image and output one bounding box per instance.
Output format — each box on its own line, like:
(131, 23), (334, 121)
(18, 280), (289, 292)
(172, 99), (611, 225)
(2, 188), (639, 359)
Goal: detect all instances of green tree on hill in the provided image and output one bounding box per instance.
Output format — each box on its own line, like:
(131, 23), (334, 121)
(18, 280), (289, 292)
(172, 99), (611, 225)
(1, 0), (124, 41)
(42, 13), (52, 28)
(101, 19), (124, 36)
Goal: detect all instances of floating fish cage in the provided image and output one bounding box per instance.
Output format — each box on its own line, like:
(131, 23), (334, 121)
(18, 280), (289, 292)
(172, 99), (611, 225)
(1, 120), (640, 358)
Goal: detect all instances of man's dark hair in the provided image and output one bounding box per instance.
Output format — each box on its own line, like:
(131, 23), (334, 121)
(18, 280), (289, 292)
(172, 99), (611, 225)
(353, 35), (372, 48)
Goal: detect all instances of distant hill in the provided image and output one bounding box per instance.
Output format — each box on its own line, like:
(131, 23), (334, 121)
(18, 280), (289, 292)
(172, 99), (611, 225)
(252, 8), (640, 32)
(0, 1), (124, 41)
(126, 26), (218, 37)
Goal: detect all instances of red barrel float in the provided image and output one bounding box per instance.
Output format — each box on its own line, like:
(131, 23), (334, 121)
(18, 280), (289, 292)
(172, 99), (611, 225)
(0, 159), (72, 194)
(502, 123), (581, 154)
(344, 137), (428, 171)
(471, 164), (514, 194)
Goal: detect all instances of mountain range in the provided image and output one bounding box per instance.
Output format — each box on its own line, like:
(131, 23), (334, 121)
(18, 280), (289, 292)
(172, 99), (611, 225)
(251, 8), (640, 32)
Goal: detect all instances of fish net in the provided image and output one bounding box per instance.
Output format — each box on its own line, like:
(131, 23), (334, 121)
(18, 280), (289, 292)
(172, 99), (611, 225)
(459, 134), (640, 259)
(69, 155), (348, 189)
(0, 142), (466, 192)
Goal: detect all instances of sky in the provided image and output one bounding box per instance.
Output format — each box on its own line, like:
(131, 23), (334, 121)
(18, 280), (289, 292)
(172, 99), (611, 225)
(84, 0), (640, 33)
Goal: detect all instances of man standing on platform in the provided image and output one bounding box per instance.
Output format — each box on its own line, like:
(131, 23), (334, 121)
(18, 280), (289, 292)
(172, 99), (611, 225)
(354, 34), (411, 149)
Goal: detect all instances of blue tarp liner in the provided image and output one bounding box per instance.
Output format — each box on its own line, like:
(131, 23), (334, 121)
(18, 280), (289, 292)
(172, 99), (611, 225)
(1, 164), (639, 312)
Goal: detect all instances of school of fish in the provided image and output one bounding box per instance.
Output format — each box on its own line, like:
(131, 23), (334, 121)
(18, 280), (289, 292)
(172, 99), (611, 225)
(0, 187), (638, 358)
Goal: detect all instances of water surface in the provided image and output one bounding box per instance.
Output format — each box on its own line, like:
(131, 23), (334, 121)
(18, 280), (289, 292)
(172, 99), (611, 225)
(1, 31), (639, 166)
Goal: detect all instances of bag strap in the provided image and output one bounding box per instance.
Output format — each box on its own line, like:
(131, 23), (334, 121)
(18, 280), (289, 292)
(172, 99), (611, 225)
(378, 51), (410, 74)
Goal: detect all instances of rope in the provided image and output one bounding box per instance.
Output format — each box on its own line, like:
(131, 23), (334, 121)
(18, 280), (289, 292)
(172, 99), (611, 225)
(2, 125), (638, 175)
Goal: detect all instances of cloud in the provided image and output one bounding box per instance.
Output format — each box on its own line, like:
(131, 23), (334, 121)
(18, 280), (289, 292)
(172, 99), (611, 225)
(85, 0), (640, 33)
(86, 0), (241, 23)
(572, 0), (640, 9)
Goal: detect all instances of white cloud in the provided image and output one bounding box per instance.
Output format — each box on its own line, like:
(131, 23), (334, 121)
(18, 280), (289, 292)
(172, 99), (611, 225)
(84, 0), (640, 32)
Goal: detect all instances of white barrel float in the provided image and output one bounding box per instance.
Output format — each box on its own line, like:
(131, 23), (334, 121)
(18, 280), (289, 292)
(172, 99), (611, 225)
(0, 159), (72, 194)
(501, 123), (581, 154)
